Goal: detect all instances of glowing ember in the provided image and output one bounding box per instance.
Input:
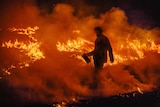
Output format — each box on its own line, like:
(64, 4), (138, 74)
(137, 87), (143, 94)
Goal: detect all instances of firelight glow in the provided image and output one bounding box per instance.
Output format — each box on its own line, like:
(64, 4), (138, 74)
(0, 3), (160, 105)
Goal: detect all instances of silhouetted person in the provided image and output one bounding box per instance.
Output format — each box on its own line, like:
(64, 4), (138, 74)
(83, 26), (114, 89)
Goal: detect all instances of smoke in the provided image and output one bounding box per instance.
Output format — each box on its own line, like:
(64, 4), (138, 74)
(0, 0), (160, 104)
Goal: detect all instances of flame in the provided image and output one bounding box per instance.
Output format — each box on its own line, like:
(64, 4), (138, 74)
(137, 87), (143, 94)
(9, 26), (39, 41)
(113, 38), (160, 64)
(2, 39), (45, 61)
(56, 33), (160, 65)
(56, 37), (94, 62)
(1, 4), (160, 104)
(1, 26), (45, 77)
(56, 37), (93, 52)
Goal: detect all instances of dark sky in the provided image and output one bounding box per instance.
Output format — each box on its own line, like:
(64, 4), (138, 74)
(35, 0), (160, 28)
(0, 0), (160, 28)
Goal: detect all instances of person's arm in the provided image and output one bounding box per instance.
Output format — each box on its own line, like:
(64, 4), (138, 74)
(106, 37), (114, 63)
(86, 38), (98, 56)
(86, 50), (95, 56)
(108, 47), (114, 63)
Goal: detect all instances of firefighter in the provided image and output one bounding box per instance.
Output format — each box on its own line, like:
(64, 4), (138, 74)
(83, 26), (114, 89)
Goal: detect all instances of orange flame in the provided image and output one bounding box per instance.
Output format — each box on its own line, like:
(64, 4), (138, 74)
(56, 34), (160, 65)
(56, 37), (94, 62)
(9, 26), (39, 41)
(1, 26), (45, 77)
(56, 37), (93, 52)
(115, 38), (160, 63)
(2, 39), (45, 61)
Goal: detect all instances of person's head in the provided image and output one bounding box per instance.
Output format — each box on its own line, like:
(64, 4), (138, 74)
(94, 26), (103, 36)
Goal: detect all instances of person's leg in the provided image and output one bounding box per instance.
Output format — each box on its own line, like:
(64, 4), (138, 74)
(92, 59), (103, 89)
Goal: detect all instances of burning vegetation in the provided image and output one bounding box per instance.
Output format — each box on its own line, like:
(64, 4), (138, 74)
(0, 1), (160, 106)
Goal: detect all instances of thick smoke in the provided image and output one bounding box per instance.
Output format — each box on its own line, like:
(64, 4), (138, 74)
(0, 0), (160, 104)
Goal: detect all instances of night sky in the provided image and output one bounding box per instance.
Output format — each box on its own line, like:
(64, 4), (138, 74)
(35, 0), (160, 28)
(0, 0), (160, 28)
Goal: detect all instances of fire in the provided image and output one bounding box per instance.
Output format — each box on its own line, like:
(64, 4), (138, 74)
(137, 87), (143, 94)
(9, 26), (39, 41)
(56, 37), (94, 62)
(1, 3), (160, 105)
(1, 26), (45, 77)
(2, 39), (45, 61)
(113, 38), (160, 64)
(56, 33), (160, 65)
(56, 37), (93, 52)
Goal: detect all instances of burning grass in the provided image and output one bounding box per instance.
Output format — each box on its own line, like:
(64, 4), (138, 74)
(0, 3), (160, 106)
